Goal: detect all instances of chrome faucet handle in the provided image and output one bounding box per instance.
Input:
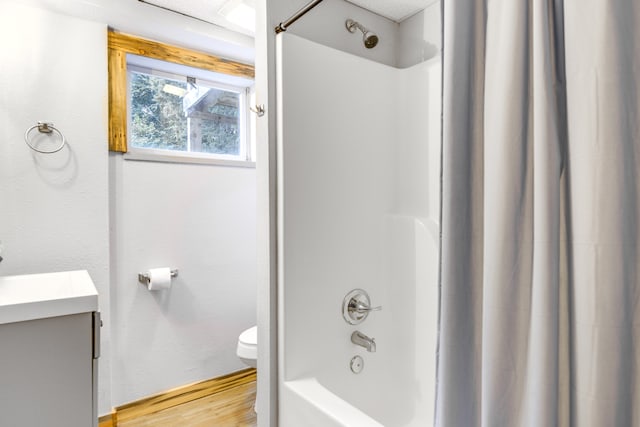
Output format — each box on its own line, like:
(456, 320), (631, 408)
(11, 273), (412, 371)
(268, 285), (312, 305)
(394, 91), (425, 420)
(342, 289), (381, 325)
(352, 301), (382, 313)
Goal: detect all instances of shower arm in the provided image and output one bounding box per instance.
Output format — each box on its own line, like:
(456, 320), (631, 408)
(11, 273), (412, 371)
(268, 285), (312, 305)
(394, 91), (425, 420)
(275, 0), (325, 34)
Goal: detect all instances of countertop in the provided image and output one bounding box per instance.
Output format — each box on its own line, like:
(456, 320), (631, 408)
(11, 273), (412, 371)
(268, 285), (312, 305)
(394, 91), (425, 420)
(0, 270), (98, 324)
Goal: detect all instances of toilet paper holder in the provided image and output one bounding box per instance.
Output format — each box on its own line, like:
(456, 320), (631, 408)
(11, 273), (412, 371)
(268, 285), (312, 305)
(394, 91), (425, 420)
(138, 269), (179, 285)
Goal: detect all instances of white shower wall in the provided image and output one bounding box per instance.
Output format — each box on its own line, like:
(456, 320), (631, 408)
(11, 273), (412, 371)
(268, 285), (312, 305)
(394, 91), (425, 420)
(278, 32), (396, 381)
(397, 1), (442, 68)
(277, 33), (440, 426)
(260, 2), (442, 422)
(267, 0), (442, 70)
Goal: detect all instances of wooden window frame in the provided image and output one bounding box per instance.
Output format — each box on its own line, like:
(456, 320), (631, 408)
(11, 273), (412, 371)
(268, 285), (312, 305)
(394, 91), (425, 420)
(108, 31), (255, 153)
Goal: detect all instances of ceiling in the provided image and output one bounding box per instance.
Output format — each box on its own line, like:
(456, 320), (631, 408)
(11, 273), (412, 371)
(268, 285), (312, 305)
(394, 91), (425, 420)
(139, 0), (437, 35)
(139, 0), (253, 35)
(345, 0), (437, 22)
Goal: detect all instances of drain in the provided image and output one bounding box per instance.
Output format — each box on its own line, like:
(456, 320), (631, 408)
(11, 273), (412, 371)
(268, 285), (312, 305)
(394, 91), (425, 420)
(350, 355), (364, 374)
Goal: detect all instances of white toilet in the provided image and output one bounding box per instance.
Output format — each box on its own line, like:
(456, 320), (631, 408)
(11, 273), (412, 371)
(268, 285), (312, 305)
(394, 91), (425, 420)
(237, 326), (258, 412)
(236, 325), (257, 368)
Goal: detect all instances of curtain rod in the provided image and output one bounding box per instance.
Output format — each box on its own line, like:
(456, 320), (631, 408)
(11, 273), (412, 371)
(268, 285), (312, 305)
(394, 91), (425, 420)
(275, 0), (325, 34)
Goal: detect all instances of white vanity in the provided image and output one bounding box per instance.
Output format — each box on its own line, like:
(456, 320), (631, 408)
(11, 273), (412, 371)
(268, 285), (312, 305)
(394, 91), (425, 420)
(0, 270), (100, 427)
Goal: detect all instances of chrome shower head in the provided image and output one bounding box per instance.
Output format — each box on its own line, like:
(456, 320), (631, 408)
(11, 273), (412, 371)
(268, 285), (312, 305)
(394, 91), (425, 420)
(346, 19), (379, 49)
(363, 31), (379, 49)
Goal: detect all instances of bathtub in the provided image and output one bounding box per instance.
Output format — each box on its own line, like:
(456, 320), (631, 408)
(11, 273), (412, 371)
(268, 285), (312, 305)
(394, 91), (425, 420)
(282, 378), (383, 427)
(277, 33), (441, 426)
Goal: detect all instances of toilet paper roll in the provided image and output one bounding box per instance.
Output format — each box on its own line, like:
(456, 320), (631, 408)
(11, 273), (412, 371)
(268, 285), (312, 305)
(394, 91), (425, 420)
(147, 267), (172, 291)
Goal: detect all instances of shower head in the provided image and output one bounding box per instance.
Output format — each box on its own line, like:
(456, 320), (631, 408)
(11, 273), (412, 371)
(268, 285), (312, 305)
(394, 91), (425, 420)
(363, 31), (379, 49)
(346, 19), (379, 49)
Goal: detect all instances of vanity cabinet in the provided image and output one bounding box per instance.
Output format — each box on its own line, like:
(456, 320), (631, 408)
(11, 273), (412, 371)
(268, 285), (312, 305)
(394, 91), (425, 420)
(0, 270), (99, 427)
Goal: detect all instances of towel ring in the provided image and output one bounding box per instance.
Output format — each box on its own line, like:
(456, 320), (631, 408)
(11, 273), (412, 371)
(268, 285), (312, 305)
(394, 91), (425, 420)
(24, 122), (66, 154)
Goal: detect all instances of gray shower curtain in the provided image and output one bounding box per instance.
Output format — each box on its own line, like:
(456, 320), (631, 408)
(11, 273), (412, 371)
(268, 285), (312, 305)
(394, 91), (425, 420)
(436, 1), (640, 426)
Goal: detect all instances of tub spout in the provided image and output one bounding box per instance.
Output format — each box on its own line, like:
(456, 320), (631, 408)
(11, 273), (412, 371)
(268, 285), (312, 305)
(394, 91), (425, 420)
(351, 330), (376, 352)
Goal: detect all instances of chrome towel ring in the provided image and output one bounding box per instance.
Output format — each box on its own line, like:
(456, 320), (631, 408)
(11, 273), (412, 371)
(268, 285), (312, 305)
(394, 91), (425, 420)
(24, 122), (66, 154)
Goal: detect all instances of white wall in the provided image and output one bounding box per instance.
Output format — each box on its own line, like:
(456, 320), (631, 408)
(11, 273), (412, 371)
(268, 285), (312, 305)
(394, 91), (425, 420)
(398, 1), (442, 68)
(277, 33), (396, 383)
(394, 55), (442, 220)
(16, 0), (254, 64)
(389, 57), (442, 426)
(0, 0), (258, 416)
(254, 1), (278, 423)
(266, 0), (442, 69)
(0, 2), (111, 414)
(109, 157), (256, 405)
(276, 0), (400, 67)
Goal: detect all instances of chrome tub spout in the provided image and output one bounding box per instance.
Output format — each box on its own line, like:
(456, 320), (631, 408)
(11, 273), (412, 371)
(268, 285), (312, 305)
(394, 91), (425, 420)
(351, 330), (376, 352)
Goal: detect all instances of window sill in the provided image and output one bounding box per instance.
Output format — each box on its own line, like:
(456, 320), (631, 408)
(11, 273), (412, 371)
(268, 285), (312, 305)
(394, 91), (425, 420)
(122, 148), (255, 168)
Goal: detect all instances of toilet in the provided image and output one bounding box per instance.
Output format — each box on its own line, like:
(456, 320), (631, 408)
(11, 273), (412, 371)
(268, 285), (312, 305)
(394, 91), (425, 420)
(236, 325), (257, 368)
(237, 326), (258, 412)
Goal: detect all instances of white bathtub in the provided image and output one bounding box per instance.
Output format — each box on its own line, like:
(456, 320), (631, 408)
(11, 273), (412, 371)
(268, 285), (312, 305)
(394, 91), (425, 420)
(282, 378), (383, 427)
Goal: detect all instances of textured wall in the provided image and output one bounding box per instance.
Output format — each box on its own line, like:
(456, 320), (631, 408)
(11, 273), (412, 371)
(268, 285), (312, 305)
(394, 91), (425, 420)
(0, 2), (111, 414)
(109, 156), (257, 406)
(0, 0), (258, 415)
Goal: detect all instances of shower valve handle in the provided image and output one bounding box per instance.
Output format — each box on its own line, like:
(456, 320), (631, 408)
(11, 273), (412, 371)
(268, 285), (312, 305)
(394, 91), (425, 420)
(351, 301), (382, 313)
(343, 289), (381, 324)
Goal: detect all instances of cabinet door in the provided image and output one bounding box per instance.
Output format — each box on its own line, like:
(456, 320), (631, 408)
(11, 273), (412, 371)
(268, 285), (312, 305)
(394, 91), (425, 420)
(0, 313), (94, 427)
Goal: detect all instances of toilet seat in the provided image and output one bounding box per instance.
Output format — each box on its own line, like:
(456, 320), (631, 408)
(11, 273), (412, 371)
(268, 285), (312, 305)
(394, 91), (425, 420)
(237, 326), (257, 362)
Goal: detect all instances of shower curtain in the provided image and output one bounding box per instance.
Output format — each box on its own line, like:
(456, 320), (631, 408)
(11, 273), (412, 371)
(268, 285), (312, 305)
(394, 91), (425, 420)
(436, 1), (640, 426)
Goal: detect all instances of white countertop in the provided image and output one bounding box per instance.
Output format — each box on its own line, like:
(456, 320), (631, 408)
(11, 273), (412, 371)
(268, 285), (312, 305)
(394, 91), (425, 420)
(0, 270), (98, 325)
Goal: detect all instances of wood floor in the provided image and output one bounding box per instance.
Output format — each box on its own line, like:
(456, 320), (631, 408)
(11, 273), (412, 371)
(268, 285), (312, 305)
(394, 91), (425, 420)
(113, 371), (257, 427)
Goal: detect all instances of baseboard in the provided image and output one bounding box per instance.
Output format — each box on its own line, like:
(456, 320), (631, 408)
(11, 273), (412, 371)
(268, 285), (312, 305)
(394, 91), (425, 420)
(112, 368), (257, 424)
(98, 413), (115, 427)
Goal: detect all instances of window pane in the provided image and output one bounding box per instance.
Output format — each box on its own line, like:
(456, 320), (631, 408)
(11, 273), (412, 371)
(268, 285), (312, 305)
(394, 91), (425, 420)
(129, 72), (188, 151)
(186, 88), (241, 155)
(129, 70), (242, 156)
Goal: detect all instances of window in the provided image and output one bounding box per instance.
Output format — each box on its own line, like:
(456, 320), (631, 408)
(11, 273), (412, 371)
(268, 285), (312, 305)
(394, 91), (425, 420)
(108, 31), (255, 165)
(127, 57), (251, 162)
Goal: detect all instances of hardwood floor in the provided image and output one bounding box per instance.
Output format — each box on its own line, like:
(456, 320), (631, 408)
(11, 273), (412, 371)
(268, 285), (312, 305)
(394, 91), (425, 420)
(118, 380), (257, 427)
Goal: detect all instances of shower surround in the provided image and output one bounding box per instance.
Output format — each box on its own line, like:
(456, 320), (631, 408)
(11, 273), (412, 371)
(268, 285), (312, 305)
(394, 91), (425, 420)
(276, 33), (441, 426)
